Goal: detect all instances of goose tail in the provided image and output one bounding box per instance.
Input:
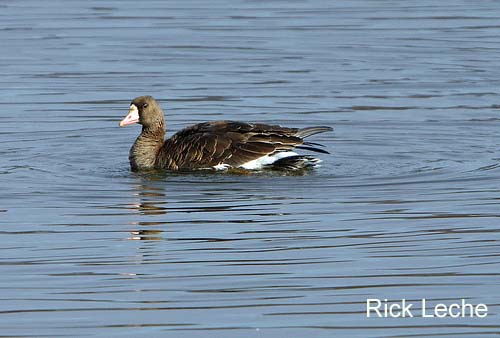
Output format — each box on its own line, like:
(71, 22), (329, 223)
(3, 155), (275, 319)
(295, 126), (333, 138)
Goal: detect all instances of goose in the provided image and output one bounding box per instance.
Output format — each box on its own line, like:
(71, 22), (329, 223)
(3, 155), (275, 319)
(119, 96), (332, 172)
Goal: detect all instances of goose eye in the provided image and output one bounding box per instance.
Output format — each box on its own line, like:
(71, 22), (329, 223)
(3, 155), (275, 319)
(143, 103), (149, 108)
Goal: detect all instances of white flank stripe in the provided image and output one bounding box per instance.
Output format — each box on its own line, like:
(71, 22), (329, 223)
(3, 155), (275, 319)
(213, 164), (231, 170)
(239, 151), (298, 170)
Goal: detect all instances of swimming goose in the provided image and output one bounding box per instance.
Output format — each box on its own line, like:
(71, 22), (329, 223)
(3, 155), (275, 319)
(119, 96), (332, 172)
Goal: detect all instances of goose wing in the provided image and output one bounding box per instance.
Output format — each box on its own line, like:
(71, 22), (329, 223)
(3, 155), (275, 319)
(159, 121), (308, 169)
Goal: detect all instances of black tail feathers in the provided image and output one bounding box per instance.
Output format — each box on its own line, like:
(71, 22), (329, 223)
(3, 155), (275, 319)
(294, 126), (332, 154)
(295, 126), (333, 138)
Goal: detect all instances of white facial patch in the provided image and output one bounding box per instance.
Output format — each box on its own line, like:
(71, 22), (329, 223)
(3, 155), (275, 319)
(119, 104), (140, 127)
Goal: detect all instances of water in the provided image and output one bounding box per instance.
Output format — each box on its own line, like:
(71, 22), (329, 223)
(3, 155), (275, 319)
(1, 0), (500, 337)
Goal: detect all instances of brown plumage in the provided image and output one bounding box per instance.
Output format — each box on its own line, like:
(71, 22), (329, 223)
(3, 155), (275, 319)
(119, 96), (333, 172)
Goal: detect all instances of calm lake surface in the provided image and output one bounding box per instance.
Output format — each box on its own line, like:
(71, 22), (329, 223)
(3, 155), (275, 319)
(1, 0), (500, 337)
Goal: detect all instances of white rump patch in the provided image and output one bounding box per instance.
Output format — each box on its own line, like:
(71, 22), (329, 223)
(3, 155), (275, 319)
(239, 151), (298, 170)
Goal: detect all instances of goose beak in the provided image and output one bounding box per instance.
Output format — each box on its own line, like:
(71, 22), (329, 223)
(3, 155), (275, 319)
(119, 104), (139, 127)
